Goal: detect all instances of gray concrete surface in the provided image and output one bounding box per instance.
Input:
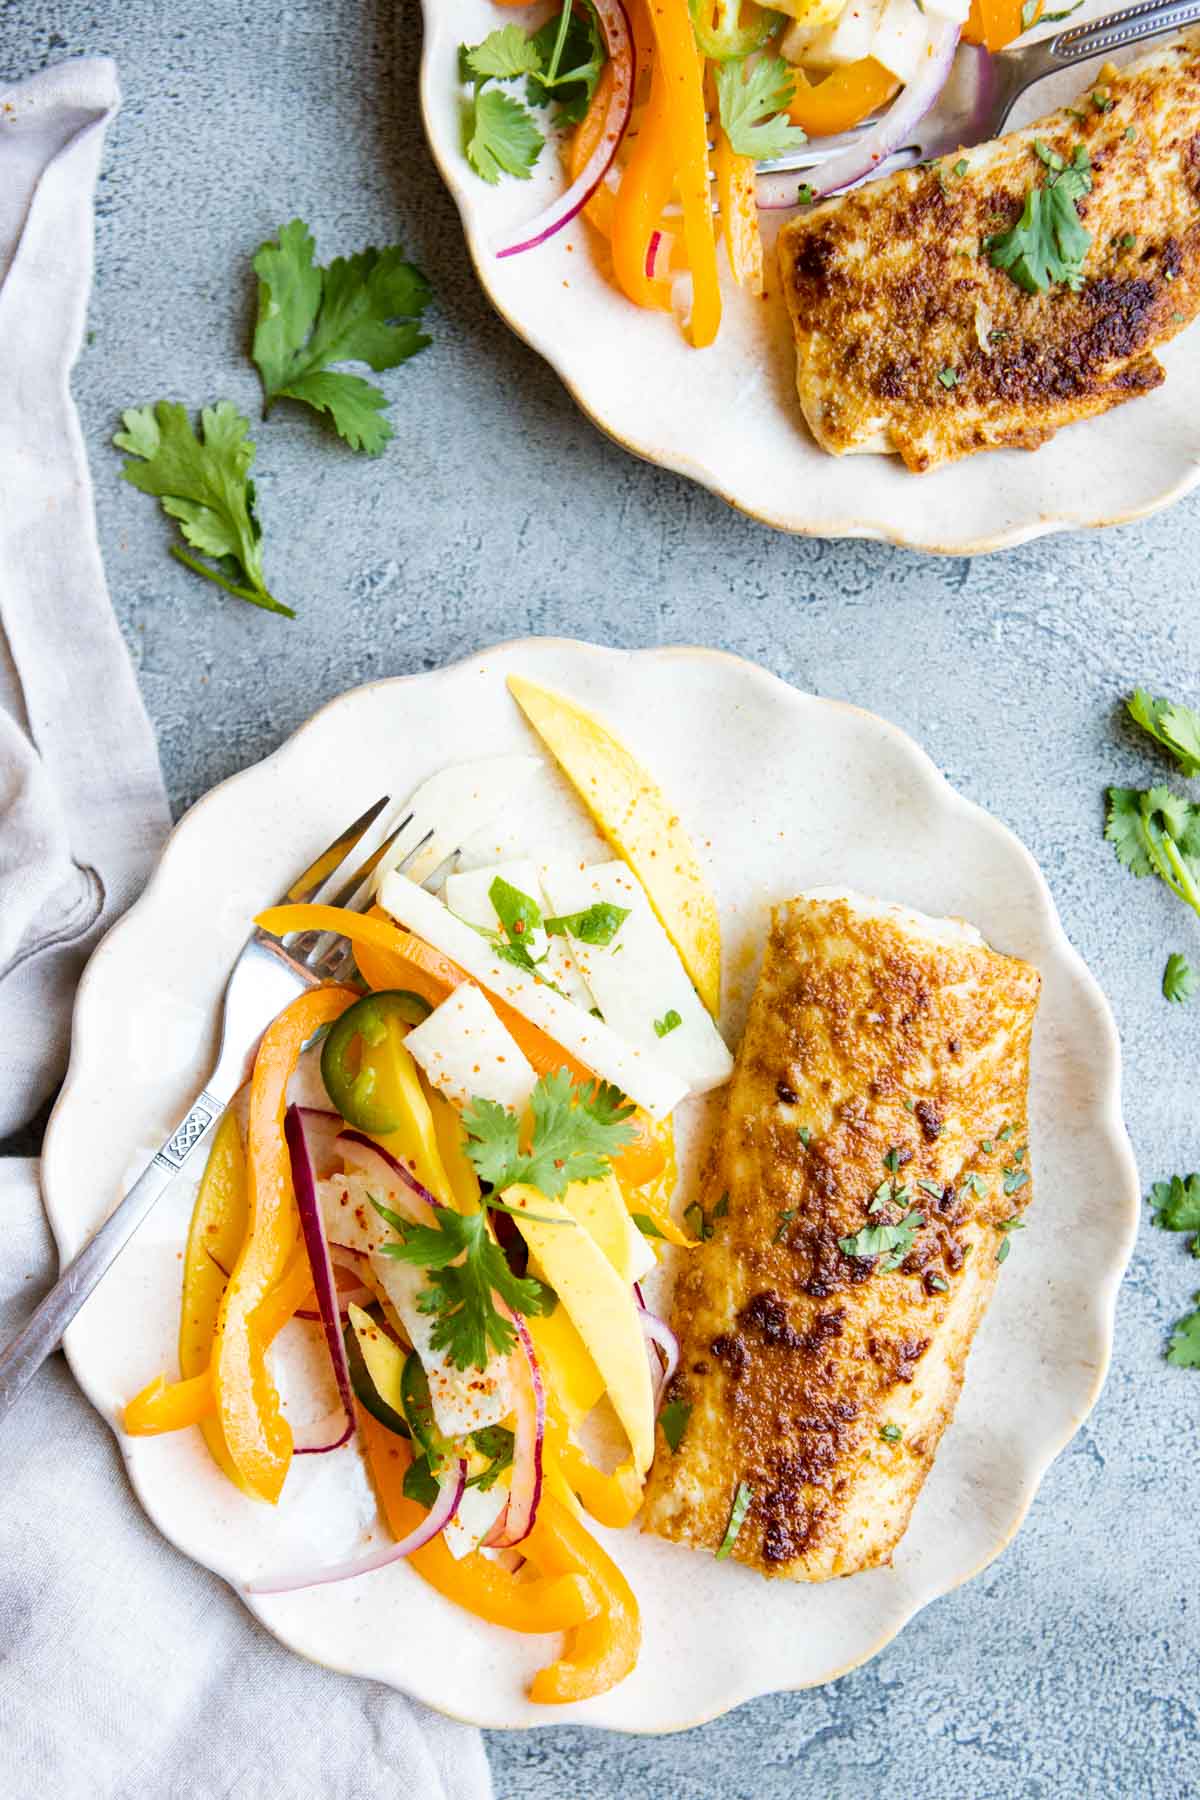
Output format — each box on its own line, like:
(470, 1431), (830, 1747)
(4, 1), (1200, 1794)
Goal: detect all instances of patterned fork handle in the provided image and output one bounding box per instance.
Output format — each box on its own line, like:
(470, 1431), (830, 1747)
(0, 1089), (228, 1421)
(1008, 0), (1200, 88)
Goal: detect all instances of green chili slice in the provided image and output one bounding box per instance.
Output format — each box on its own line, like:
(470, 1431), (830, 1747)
(320, 989), (432, 1132)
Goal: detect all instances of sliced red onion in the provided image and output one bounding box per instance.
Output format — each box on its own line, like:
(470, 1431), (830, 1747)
(755, 22), (961, 209)
(295, 1282), (372, 1322)
(633, 1285), (679, 1413)
(285, 1105), (356, 1455)
(336, 1128), (442, 1224)
(293, 1106), (345, 1175)
(246, 1457), (467, 1595)
(483, 1305), (545, 1549)
(495, 0), (634, 259)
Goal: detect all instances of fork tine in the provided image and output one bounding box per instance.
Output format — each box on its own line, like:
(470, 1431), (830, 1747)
(320, 820), (432, 915)
(284, 795), (390, 906)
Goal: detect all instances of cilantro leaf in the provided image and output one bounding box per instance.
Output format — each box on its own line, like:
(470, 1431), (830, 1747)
(988, 141), (1092, 294)
(373, 1201), (552, 1370)
(252, 220), (431, 454)
(464, 24), (543, 81)
(1163, 952), (1197, 1004)
(462, 1070), (636, 1200)
(467, 85), (544, 185)
(468, 1424), (516, 1490)
(114, 401), (292, 617)
(880, 1422), (903, 1443)
(1166, 1295), (1200, 1368)
(654, 1009), (683, 1038)
(1106, 786), (1200, 922)
(715, 56), (807, 161)
(1149, 1174), (1200, 1235)
(631, 1212), (666, 1239)
(403, 1455), (441, 1508)
(489, 877), (544, 966)
(715, 1480), (754, 1558)
(544, 902), (629, 947)
(1127, 688), (1200, 777)
(528, 4), (606, 124)
(659, 1399), (692, 1453)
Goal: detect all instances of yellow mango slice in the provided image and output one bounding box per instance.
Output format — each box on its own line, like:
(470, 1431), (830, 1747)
(507, 674), (722, 1017)
(505, 1183), (654, 1473)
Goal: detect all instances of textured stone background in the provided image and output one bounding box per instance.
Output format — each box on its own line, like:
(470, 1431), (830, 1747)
(4, 1), (1200, 1793)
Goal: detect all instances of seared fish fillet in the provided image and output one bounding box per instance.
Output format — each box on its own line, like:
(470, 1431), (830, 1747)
(777, 32), (1200, 470)
(642, 892), (1040, 1580)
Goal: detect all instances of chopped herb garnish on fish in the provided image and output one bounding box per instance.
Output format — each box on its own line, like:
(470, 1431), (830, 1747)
(630, 1212), (667, 1239)
(927, 1273), (949, 1292)
(659, 1399), (692, 1453)
(987, 141), (1092, 294)
(774, 1207), (797, 1243)
(880, 1423), (903, 1443)
(840, 1209), (923, 1272)
(715, 1480), (754, 1558)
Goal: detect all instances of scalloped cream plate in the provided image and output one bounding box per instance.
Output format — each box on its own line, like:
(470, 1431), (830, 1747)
(43, 641), (1136, 1731)
(419, 4), (1200, 552)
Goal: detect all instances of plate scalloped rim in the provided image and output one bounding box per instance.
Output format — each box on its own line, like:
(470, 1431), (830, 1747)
(41, 638), (1140, 1732)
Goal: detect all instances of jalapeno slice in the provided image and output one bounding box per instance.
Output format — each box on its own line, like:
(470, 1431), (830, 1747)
(320, 989), (432, 1132)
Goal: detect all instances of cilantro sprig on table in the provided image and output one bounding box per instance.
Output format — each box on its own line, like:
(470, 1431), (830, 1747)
(987, 140), (1093, 295)
(114, 401), (292, 617)
(252, 220), (432, 454)
(1163, 952), (1197, 1005)
(1146, 1174), (1200, 1368)
(461, 5), (607, 186)
(1107, 786), (1200, 924)
(1127, 688), (1200, 778)
(714, 55), (807, 161)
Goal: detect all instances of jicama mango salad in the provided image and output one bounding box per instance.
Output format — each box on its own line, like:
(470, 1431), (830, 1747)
(466, 0), (1072, 346)
(122, 674), (732, 1704)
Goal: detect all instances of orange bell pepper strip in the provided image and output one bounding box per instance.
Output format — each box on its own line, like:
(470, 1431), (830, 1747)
(175, 1107), (248, 1481)
(713, 125), (763, 297)
(964, 0), (1036, 51)
(124, 1248), (322, 1438)
(255, 903), (670, 1192)
(212, 984), (357, 1502)
(646, 0), (721, 347)
(611, 49), (676, 309)
(787, 58), (900, 136)
(358, 1409), (601, 1634)
(524, 1493), (641, 1702)
(550, 1423), (645, 1530)
(573, 63), (617, 235)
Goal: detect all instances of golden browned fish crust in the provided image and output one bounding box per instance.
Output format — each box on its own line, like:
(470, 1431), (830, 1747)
(641, 895), (1040, 1580)
(776, 33), (1200, 470)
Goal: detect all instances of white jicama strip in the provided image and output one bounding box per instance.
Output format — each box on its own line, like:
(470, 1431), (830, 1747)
(377, 872), (688, 1119)
(869, 0), (930, 83)
(539, 861), (733, 1096)
(404, 984), (538, 1114)
(442, 1479), (509, 1561)
(444, 860), (592, 1010)
(369, 1251), (514, 1438)
(800, 0), (883, 67)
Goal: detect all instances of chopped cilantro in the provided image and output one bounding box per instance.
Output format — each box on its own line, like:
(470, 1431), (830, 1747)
(1003, 1167), (1030, 1195)
(917, 1178), (945, 1200)
(773, 1207), (797, 1244)
(1092, 88), (1113, 112)
(840, 1209), (923, 1272)
(659, 1399), (692, 1453)
(797, 182), (816, 206)
(880, 1422), (903, 1443)
(1124, 125), (1138, 142)
(654, 1009), (683, 1038)
(684, 1191), (728, 1243)
(798, 1125), (811, 1146)
(954, 157), (969, 177)
(403, 1455), (441, 1508)
(715, 1480), (754, 1558)
(987, 140), (1092, 295)
(927, 1273), (950, 1292)
(630, 1212), (666, 1240)
(468, 1425), (515, 1491)
(715, 55), (807, 160)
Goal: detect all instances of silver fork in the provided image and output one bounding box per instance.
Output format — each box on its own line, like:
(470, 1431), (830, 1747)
(0, 795), (436, 1424)
(759, 0), (1200, 181)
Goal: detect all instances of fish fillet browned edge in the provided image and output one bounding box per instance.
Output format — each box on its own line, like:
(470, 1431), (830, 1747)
(776, 32), (1200, 471)
(642, 895), (1040, 1581)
